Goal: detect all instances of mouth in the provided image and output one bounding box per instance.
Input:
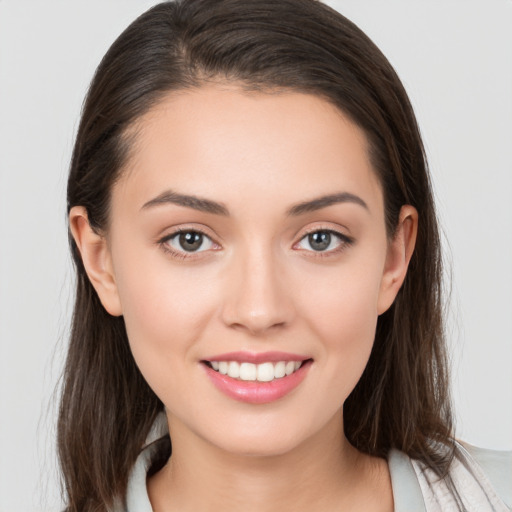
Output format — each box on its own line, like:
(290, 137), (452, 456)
(203, 359), (309, 382)
(201, 352), (313, 404)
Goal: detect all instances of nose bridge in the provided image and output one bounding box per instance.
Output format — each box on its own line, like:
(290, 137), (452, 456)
(221, 241), (293, 334)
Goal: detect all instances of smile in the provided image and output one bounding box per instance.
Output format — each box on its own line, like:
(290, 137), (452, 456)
(207, 360), (303, 382)
(202, 352), (313, 404)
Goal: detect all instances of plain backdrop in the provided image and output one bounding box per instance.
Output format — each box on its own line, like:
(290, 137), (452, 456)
(0, 1), (511, 511)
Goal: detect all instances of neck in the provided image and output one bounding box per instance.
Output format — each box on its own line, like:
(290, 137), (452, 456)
(147, 411), (392, 512)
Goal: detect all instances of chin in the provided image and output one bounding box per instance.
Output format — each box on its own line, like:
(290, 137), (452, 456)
(214, 432), (306, 459)
(194, 412), (326, 459)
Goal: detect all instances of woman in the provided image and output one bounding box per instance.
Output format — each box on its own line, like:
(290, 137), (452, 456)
(58, 0), (511, 510)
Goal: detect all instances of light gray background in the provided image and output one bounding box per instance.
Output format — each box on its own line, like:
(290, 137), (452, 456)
(0, 1), (511, 511)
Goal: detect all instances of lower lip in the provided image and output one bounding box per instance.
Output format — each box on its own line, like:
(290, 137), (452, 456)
(203, 360), (312, 404)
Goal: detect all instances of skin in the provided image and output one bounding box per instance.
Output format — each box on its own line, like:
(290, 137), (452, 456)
(70, 84), (417, 512)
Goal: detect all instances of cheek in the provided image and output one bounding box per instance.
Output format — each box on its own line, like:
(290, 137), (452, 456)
(316, 281), (378, 361)
(295, 254), (384, 394)
(112, 248), (220, 391)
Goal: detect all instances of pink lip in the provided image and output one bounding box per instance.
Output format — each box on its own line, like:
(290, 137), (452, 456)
(202, 359), (312, 404)
(204, 351), (309, 364)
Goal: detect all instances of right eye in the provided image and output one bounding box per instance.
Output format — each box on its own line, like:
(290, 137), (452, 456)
(161, 230), (216, 255)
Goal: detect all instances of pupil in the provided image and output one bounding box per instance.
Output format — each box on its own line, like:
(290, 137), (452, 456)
(179, 232), (203, 251)
(309, 231), (331, 251)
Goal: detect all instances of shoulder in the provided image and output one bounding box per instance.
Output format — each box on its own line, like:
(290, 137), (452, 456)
(461, 442), (512, 509)
(388, 442), (512, 512)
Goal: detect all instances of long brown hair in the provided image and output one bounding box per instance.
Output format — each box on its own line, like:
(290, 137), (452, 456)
(59, 1), (453, 510)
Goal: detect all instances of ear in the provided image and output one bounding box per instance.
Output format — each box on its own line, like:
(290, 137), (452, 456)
(69, 206), (123, 316)
(377, 205), (418, 315)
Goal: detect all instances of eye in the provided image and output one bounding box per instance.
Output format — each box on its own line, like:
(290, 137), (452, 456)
(163, 230), (216, 254)
(295, 230), (352, 253)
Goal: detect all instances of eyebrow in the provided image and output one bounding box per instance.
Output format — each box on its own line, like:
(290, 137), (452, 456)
(141, 189), (368, 217)
(286, 192), (369, 216)
(141, 190), (230, 216)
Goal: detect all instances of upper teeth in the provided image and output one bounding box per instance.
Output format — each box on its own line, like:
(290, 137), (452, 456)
(210, 361), (302, 382)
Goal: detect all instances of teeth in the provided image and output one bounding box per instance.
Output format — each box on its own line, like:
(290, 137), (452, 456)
(257, 362), (274, 382)
(240, 362), (257, 381)
(209, 360), (305, 382)
(274, 361), (286, 378)
(228, 361), (240, 379)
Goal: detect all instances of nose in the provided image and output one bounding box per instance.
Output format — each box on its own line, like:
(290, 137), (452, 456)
(220, 245), (295, 335)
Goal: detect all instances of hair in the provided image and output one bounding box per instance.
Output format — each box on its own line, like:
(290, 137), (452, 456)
(59, 1), (454, 510)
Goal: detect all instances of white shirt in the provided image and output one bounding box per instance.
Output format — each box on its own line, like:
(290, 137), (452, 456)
(116, 414), (512, 512)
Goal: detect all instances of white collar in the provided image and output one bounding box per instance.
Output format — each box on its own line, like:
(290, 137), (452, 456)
(120, 414), (510, 512)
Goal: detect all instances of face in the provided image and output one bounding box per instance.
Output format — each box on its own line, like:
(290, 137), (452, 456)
(73, 84), (414, 457)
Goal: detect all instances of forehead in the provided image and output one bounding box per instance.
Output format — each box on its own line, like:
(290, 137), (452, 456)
(115, 84), (383, 215)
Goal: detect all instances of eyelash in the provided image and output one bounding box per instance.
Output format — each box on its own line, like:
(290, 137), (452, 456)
(293, 228), (354, 258)
(157, 227), (354, 260)
(158, 228), (219, 260)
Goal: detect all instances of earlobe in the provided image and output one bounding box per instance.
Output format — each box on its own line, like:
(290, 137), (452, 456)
(377, 205), (418, 315)
(69, 206), (123, 316)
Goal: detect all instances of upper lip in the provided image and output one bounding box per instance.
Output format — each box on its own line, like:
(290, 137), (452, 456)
(203, 351), (311, 364)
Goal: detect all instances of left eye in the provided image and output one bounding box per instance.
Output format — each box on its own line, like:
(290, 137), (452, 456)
(296, 230), (347, 252)
(165, 231), (215, 253)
